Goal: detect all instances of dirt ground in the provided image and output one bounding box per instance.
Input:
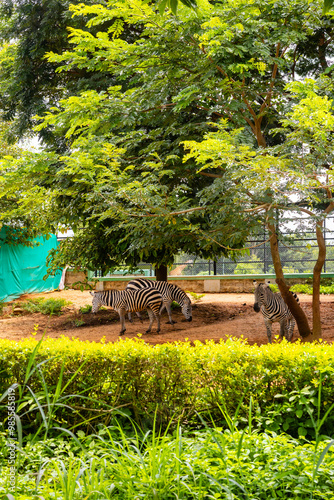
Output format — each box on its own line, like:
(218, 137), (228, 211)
(1, 289), (334, 345)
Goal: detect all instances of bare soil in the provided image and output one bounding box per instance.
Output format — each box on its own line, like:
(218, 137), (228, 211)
(0, 290), (334, 345)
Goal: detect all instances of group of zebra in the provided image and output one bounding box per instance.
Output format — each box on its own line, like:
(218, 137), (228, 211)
(90, 278), (192, 336)
(90, 275), (298, 342)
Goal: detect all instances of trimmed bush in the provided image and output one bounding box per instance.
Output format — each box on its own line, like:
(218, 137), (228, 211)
(0, 337), (334, 438)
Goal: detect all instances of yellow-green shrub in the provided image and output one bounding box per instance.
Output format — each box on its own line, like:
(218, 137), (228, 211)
(0, 336), (333, 438)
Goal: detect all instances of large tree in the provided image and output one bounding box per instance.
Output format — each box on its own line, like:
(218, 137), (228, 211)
(1, 0), (258, 277)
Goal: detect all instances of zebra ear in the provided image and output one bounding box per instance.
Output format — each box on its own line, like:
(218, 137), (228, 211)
(263, 284), (273, 301)
(252, 280), (257, 286)
(265, 279), (271, 285)
(90, 291), (94, 296)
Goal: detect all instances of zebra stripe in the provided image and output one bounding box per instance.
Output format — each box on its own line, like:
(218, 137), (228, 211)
(126, 278), (192, 324)
(253, 280), (298, 343)
(90, 288), (163, 335)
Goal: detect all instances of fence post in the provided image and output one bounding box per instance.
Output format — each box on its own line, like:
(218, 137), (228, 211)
(264, 226), (268, 274)
(324, 217), (327, 274)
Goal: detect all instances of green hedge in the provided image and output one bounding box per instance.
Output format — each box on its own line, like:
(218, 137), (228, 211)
(0, 337), (334, 438)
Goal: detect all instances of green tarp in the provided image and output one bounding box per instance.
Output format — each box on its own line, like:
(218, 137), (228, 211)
(0, 228), (61, 302)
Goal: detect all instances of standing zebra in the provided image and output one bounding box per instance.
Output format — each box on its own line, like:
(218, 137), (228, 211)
(126, 278), (192, 325)
(253, 280), (298, 343)
(90, 288), (163, 335)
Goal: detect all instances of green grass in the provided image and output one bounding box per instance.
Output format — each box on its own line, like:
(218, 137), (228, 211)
(73, 318), (86, 327)
(1, 424), (334, 499)
(79, 304), (92, 314)
(16, 297), (71, 316)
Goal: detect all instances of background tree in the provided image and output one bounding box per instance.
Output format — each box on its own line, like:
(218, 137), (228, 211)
(0, 0), (127, 147)
(0, 0), (197, 146)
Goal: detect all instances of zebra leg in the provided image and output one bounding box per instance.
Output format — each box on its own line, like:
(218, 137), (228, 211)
(159, 302), (174, 323)
(264, 319), (273, 343)
(137, 311), (144, 322)
(118, 308), (127, 336)
(286, 318), (295, 342)
(146, 308), (160, 333)
(128, 311), (143, 323)
(156, 309), (161, 333)
(146, 309), (154, 333)
(279, 319), (287, 340)
(164, 301), (175, 325)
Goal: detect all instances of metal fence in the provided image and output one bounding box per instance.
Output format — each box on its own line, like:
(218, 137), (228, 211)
(93, 218), (334, 278)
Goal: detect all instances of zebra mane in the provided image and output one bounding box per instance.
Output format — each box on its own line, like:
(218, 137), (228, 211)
(254, 280), (299, 304)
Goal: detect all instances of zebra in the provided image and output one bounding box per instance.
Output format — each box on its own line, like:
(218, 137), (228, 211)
(253, 280), (299, 343)
(90, 288), (163, 336)
(126, 278), (192, 325)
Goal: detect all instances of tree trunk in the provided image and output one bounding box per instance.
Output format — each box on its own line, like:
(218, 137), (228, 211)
(267, 222), (313, 339)
(255, 119), (267, 148)
(155, 264), (168, 282)
(312, 223), (326, 340)
(312, 203), (334, 339)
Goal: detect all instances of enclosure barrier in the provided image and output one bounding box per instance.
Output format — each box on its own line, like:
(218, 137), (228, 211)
(66, 271), (334, 293)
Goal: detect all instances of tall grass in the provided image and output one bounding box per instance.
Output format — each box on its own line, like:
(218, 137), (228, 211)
(2, 421), (334, 499)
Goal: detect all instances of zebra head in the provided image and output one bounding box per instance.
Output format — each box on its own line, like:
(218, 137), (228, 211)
(90, 291), (103, 313)
(182, 300), (192, 322)
(253, 281), (271, 313)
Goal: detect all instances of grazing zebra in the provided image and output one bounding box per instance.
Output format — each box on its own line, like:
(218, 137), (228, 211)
(90, 288), (163, 335)
(253, 280), (299, 343)
(126, 278), (192, 325)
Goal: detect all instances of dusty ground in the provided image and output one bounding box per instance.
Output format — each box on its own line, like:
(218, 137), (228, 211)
(0, 289), (334, 345)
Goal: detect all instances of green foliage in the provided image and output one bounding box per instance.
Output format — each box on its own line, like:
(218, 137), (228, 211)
(1, 337), (334, 439)
(73, 317), (86, 327)
(234, 254), (264, 274)
(187, 291), (205, 301)
(297, 283), (334, 295)
(323, 0), (334, 13)
(292, 284), (314, 294)
(16, 298), (71, 316)
(0, 0), (119, 144)
(5, 0), (326, 271)
(79, 304), (92, 314)
(1, 335), (334, 498)
(1, 424), (334, 499)
(270, 283), (334, 295)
